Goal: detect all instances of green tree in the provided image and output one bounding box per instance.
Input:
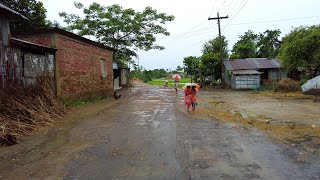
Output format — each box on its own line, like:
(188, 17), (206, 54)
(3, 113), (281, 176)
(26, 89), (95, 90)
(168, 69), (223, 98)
(278, 25), (320, 78)
(257, 29), (282, 58)
(183, 56), (200, 83)
(151, 69), (168, 78)
(201, 36), (228, 80)
(59, 2), (175, 64)
(142, 70), (153, 82)
(1, 0), (48, 35)
(176, 66), (183, 72)
(231, 30), (258, 59)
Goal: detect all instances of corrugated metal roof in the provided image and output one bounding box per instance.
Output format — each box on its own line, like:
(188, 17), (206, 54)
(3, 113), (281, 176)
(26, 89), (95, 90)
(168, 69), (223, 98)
(0, 3), (28, 20)
(232, 70), (262, 75)
(224, 58), (281, 70)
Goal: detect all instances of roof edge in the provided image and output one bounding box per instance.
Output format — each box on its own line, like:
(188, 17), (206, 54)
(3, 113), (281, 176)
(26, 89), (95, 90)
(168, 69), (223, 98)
(11, 38), (57, 51)
(0, 3), (28, 20)
(17, 27), (116, 52)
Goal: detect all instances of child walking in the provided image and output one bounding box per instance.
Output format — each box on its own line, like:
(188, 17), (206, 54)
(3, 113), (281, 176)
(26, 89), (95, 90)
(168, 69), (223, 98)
(184, 86), (191, 111)
(190, 86), (197, 111)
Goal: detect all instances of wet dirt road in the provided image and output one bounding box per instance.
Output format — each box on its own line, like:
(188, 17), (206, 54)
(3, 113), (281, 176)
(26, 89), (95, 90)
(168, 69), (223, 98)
(1, 83), (319, 179)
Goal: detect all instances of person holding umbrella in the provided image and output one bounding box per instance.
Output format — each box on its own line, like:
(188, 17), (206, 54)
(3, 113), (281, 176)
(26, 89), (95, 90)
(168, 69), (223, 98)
(172, 74), (181, 94)
(182, 83), (200, 111)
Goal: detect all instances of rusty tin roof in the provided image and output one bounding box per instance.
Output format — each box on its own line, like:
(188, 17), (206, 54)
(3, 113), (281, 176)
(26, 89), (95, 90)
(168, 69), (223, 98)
(224, 58), (281, 71)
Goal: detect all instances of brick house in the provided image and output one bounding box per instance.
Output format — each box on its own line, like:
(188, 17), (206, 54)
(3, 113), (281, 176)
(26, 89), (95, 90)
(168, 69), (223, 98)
(18, 28), (116, 100)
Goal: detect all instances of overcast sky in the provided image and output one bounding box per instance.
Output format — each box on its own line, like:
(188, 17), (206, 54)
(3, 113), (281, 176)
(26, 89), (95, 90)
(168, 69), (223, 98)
(42, 0), (320, 70)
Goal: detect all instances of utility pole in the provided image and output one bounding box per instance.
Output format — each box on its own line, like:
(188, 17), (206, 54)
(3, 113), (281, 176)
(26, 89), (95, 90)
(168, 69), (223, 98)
(208, 12), (228, 83)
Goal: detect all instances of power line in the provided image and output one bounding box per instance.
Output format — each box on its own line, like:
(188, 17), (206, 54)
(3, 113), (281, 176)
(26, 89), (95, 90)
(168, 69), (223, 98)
(224, 0), (249, 27)
(221, 0), (235, 15)
(209, 0), (217, 17)
(157, 22), (211, 40)
(218, 0), (227, 13)
(226, 16), (320, 26)
(223, 28), (236, 47)
(224, 0), (242, 16)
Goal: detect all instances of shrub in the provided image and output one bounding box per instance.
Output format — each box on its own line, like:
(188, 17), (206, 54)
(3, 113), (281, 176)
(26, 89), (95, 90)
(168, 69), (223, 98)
(298, 78), (308, 86)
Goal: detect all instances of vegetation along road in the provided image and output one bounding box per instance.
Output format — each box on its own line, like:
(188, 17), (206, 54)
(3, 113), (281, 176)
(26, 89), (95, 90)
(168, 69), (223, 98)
(0, 82), (319, 179)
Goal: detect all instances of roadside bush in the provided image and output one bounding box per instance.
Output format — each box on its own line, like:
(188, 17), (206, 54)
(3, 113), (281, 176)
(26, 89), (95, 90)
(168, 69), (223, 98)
(275, 78), (301, 92)
(298, 78), (308, 86)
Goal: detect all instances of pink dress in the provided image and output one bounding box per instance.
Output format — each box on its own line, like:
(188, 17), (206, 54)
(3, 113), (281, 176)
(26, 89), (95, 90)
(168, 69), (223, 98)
(184, 90), (191, 105)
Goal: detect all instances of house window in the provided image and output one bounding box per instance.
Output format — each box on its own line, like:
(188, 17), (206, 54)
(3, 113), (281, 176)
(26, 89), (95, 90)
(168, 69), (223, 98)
(100, 58), (107, 78)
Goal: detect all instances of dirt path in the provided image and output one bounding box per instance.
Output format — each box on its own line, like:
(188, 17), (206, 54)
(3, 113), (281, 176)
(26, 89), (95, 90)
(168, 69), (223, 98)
(0, 83), (319, 179)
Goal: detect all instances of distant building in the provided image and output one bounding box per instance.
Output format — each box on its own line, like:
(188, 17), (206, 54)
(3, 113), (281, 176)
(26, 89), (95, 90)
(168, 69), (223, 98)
(223, 58), (287, 89)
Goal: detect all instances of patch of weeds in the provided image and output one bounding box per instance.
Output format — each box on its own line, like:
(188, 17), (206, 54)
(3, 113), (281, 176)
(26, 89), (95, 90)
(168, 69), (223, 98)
(65, 96), (106, 108)
(258, 83), (274, 92)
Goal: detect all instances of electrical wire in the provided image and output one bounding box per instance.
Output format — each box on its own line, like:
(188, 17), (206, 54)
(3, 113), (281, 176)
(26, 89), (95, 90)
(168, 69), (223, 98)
(221, 0), (235, 15)
(224, 0), (242, 16)
(224, 0), (249, 28)
(226, 16), (320, 26)
(209, 0), (218, 17)
(218, 0), (227, 13)
(158, 24), (213, 40)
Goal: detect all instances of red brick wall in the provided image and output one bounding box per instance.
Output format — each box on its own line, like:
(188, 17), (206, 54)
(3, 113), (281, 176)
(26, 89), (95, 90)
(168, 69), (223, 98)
(20, 33), (114, 99)
(20, 35), (52, 47)
(56, 34), (113, 99)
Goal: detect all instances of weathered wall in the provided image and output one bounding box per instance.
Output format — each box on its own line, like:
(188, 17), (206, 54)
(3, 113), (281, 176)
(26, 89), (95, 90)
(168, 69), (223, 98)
(21, 33), (114, 100)
(269, 69), (288, 82)
(232, 74), (260, 90)
(0, 42), (54, 87)
(0, 15), (10, 46)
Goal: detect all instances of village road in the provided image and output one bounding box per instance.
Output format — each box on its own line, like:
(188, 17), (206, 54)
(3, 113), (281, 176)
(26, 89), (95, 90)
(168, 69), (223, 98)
(0, 82), (319, 179)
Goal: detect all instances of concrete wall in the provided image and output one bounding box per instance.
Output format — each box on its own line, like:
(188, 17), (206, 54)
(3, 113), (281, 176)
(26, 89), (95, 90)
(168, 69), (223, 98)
(21, 33), (114, 100)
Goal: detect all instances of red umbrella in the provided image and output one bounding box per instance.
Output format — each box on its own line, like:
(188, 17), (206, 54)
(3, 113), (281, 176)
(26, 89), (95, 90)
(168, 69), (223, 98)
(182, 83), (200, 91)
(172, 74), (181, 81)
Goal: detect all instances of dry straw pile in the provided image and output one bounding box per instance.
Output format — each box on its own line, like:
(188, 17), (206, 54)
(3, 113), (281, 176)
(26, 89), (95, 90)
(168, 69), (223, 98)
(275, 78), (301, 92)
(0, 77), (68, 145)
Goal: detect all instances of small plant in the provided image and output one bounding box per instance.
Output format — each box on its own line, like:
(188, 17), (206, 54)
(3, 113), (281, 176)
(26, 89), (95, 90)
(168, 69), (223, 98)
(65, 96), (105, 108)
(298, 79), (308, 86)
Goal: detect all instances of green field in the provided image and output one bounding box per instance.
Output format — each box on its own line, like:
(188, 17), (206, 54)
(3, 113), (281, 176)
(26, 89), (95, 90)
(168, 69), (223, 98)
(147, 78), (191, 88)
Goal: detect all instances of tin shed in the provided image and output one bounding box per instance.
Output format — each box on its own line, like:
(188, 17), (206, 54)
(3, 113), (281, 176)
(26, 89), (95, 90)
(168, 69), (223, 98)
(224, 58), (287, 89)
(231, 70), (261, 89)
